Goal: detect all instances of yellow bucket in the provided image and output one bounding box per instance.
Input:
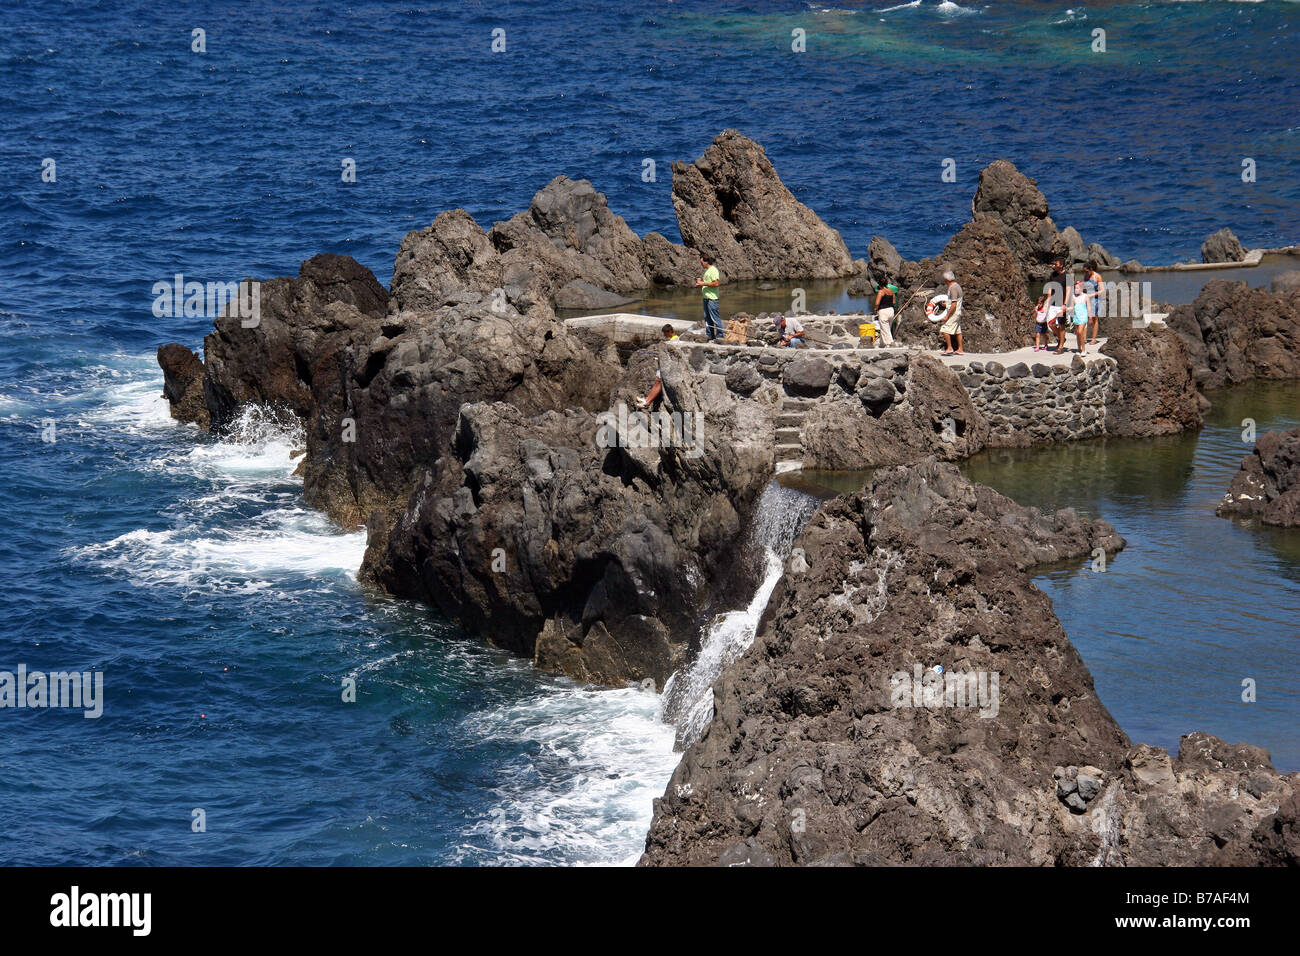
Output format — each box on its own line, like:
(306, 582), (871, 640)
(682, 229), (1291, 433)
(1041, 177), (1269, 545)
(859, 322), (877, 339)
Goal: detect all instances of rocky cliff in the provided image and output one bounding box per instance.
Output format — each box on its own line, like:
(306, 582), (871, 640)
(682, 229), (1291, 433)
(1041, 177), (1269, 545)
(892, 216), (1036, 353)
(1167, 279), (1300, 391)
(1100, 326), (1205, 438)
(640, 460), (1299, 866)
(971, 159), (1119, 280)
(155, 133), (870, 687)
(362, 344), (781, 689)
(671, 130), (857, 282)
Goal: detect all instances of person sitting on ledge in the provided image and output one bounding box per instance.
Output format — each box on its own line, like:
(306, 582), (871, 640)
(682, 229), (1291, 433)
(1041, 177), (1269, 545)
(774, 313), (805, 347)
(637, 326), (681, 407)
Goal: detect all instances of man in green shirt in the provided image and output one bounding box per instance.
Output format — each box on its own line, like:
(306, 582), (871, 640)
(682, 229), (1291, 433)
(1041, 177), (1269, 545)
(696, 254), (721, 341)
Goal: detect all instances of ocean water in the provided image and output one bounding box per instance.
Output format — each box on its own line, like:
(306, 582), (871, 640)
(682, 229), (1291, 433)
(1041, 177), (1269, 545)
(1, 0), (1297, 865)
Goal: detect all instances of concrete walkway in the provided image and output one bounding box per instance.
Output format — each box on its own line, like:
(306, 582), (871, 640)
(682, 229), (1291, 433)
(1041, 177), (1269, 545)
(666, 338), (1114, 367)
(933, 338), (1110, 368)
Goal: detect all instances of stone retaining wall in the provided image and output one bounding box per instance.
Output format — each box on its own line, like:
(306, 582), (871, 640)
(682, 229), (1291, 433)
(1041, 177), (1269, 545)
(674, 342), (1120, 448)
(953, 356), (1119, 446)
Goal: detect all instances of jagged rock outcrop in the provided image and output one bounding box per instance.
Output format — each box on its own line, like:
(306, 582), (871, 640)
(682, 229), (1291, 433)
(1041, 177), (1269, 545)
(971, 160), (1117, 280)
(671, 130), (856, 281)
(201, 253), (389, 431)
(1100, 327), (1204, 437)
(161, 246), (795, 688)
(160, 252), (621, 530)
(389, 209), (506, 314)
(1202, 227), (1248, 264)
(362, 344), (782, 688)
(1218, 427), (1300, 527)
(800, 353), (988, 468)
(640, 460), (1299, 866)
(300, 298), (621, 529)
(391, 177), (690, 320)
(156, 343), (209, 428)
(894, 217), (1035, 353)
(1167, 279), (1300, 390)
(847, 235), (906, 297)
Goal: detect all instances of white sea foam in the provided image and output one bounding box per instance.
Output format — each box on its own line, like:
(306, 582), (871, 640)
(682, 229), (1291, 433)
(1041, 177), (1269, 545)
(880, 0), (922, 11)
(70, 508), (367, 589)
(73, 379), (358, 589)
(86, 375), (175, 431)
(1051, 8), (1088, 23)
(456, 480), (819, 864)
(454, 680), (678, 866)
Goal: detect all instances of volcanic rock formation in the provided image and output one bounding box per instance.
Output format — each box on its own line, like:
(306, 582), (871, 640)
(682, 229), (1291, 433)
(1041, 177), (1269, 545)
(1218, 426), (1300, 527)
(640, 460), (1299, 866)
(671, 130), (857, 282)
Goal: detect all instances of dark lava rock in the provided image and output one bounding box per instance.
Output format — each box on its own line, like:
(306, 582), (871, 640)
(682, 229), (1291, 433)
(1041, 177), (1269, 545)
(1218, 426), (1300, 527)
(894, 218), (1035, 353)
(801, 355), (988, 470)
(1270, 270), (1300, 298)
(1005, 362), (1030, 378)
(783, 356), (835, 395)
(970, 160), (1116, 281)
(970, 159), (1061, 280)
(553, 279), (638, 311)
(725, 361), (763, 395)
(198, 253), (389, 432)
(856, 375), (897, 415)
(845, 276), (874, 298)
(1166, 280), (1300, 389)
(1100, 327), (1203, 438)
(156, 343), (209, 428)
(1201, 227), (1247, 264)
(671, 130), (856, 281)
(392, 176), (696, 321)
(865, 235), (905, 287)
(641, 460), (1299, 866)
(365, 345), (778, 689)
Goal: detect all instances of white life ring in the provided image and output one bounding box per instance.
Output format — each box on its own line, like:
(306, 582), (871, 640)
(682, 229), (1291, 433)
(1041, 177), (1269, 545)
(925, 294), (950, 323)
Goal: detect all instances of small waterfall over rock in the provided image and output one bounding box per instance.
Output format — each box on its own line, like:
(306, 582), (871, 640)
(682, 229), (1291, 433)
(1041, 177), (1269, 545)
(660, 480), (820, 749)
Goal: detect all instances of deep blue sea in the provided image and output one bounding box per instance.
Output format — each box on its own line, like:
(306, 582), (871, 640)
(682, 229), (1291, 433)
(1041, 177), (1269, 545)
(1, 0), (1297, 865)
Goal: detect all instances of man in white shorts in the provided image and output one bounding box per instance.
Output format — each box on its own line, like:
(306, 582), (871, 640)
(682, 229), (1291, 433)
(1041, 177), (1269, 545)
(939, 270), (963, 355)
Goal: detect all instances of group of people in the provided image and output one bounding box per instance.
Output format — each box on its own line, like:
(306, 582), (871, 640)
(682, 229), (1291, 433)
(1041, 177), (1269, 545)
(690, 252), (1105, 358)
(1032, 259), (1106, 356)
(878, 259), (1105, 357)
(872, 269), (963, 353)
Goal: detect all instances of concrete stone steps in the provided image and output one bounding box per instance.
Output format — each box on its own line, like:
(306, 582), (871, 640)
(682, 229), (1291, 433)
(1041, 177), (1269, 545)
(773, 390), (814, 472)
